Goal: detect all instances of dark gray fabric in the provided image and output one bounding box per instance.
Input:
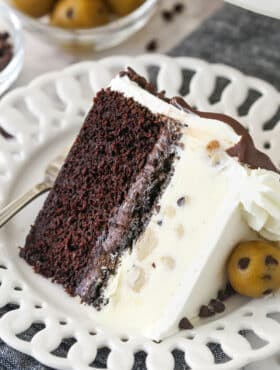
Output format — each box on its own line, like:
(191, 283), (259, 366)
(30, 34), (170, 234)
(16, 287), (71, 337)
(1, 4), (279, 369)
(170, 4), (280, 91)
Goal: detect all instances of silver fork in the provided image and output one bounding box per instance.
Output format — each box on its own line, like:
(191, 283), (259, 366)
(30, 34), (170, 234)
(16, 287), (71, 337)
(0, 154), (66, 228)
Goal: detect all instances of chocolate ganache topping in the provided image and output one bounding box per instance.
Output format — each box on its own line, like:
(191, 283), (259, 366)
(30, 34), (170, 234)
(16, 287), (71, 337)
(121, 68), (278, 173)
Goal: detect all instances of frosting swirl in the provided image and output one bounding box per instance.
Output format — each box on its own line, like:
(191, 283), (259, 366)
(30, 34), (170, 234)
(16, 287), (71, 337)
(238, 168), (280, 241)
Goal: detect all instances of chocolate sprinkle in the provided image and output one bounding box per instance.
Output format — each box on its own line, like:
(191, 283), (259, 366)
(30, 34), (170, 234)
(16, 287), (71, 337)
(263, 289), (273, 295)
(265, 255), (279, 266)
(179, 317), (193, 330)
(238, 257), (250, 270)
(157, 220), (163, 226)
(177, 196), (185, 207)
(152, 262), (156, 268)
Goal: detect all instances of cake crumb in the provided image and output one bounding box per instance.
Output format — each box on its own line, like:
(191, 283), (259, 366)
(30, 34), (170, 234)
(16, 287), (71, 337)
(160, 256), (176, 270)
(164, 206), (176, 218)
(176, 224), (184, 239)
(137, 228), (158, 260)
(129, 267), (146, 293)
(207, 140), (220, 151)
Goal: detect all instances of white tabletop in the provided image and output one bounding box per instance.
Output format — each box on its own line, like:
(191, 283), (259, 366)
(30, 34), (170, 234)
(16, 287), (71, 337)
(3, 0), (280, 368)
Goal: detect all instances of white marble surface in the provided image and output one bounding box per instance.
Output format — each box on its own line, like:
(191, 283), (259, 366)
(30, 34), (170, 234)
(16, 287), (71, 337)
(2, 0), (280, 368)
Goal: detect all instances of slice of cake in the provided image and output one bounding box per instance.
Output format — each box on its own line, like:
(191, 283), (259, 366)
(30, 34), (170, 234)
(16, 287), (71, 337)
(20, 68), (280, 340)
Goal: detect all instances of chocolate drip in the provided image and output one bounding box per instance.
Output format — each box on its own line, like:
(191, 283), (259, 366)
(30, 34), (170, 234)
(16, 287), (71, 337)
(121, 68), (278, 173)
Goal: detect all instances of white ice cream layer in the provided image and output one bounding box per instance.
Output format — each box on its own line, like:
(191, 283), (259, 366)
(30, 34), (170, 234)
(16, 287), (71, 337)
(92, 75), (280, 340)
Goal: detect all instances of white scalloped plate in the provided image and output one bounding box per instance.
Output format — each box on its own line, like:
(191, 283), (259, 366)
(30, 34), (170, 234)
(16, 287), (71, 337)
(0, 55), (279, 370)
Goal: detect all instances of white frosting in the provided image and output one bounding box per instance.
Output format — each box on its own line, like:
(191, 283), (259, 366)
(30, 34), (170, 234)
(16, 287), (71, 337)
(90, 75), (280, 340)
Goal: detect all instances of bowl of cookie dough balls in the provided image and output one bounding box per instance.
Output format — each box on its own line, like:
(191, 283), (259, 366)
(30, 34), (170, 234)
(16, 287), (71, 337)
(6, 0), (158, 51)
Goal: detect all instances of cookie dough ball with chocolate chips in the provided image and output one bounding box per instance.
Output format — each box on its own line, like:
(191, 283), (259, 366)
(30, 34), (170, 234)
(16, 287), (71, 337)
(227, 240), (280, 298)
(107, 0), (144, 16)
(12, 0), (56, 18)
(51, 0), (109, 29)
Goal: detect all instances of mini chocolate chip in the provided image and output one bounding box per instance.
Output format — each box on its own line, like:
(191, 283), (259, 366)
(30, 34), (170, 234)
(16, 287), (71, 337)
(217, 289), (227, 302)
(177, 196), (185, 207)
(179, 317), (193, 330)
(217, 283), (235, 301)
(0, 126), (13, 139)
(66, 8), (74, 19)
(174, 2), (185, 13)
(238, 257), (250, 270)
(199, 305), (215, 318)
(146, 39), (158, 52)
(262, 274), (272, 280)
(263, 289), (273, 295)
(152, 262), (156, 268)
(209, 299), (225, 314)
(265, 255), (279, 266)
(162, 10), (173, 22)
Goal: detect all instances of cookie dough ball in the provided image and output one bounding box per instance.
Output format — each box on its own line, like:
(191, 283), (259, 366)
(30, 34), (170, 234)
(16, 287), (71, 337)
(51, 0), (109, 29)
(11, 0), (56, 18)
(227, 240), (280, 298)
(107, 0), (144, 16)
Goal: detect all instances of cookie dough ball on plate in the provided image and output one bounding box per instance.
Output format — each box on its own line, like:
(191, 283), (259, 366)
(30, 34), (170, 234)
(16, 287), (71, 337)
(227, 240), (280, 298)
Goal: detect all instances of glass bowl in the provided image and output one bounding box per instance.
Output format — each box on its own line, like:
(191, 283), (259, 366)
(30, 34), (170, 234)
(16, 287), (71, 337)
(0, 3), (24, 96)
(5, 0), (159, 52)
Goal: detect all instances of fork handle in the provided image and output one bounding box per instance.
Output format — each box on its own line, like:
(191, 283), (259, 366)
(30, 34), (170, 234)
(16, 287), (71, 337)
(0, 182), (51, 228)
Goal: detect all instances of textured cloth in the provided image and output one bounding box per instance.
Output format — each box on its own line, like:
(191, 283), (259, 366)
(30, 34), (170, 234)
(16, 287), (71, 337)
(170, 4), (280, 91)
(1, 3), (280, 370)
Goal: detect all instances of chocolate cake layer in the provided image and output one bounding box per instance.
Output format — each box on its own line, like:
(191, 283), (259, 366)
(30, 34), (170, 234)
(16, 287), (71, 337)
(20, 88), (179, 304)
(76, 124), (179, 306)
